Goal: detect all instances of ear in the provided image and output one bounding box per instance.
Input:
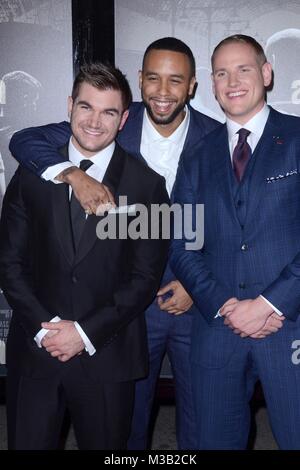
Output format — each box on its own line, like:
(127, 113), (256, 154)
(119, 109), (129, 131)
(211, 72), (216, 97)
(188, 76), (197, 96)
(67, 96), (73, 118)
(138, 70), (143, 90)
(262, 62), (272, 87)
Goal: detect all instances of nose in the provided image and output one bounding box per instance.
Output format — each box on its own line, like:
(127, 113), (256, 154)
(157, 78), (169, 96)
(228, 72), (240, 87)
(88, 111), (101, 127)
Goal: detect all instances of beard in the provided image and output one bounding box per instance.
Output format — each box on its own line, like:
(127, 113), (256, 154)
(143, 99), (186, 126)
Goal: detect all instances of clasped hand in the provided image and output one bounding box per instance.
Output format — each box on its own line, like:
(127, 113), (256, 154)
(41, 320), (85, 362)
(219, 297), (285, 338)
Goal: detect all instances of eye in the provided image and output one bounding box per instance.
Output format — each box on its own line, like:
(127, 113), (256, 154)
(104, 110), (116, 117)
(80, 104), (90, 110)
(215, 71), (226, 79)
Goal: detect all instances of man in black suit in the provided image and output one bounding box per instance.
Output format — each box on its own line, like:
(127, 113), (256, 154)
(0, 63), (169, 450)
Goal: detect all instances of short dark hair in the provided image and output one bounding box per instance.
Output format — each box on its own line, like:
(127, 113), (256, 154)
(143, 37), (196, 77)
(211, 34), (267, 69)
(71, 62), (132, 110)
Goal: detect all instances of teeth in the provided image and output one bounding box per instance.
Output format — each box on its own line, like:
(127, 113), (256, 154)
(153, 100), (173, 106)
(153, 100), (173, 111)
(84, 129), (102, 135)
(228, 91), (246, 97)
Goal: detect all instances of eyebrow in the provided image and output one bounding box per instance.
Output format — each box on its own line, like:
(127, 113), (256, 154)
(144, 71), (185, 79)
(103, 108), (120, 114)
(76, 100), (92, 107)
(76, 100), (120, 114)
(214, 63), (254, 72)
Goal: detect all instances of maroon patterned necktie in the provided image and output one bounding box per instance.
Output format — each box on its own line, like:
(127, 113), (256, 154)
(232, 128), (251, 182)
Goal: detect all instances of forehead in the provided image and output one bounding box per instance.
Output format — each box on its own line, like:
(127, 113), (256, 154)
(213, 42), (259, 69)
(143, 49), (192, 75)
(76, 82), (123, 107)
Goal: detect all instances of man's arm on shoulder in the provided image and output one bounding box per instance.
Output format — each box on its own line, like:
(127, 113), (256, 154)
(9, 122), (115, 212)
(9, 121), (71, 176)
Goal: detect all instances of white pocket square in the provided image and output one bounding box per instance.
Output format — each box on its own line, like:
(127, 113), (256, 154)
(266, 169), (298, 183)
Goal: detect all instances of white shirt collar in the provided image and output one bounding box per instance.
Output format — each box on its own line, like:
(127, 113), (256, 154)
(143, 105), (190, 145)
(68, 138), (115, 173)
(227, 103), (270, 155)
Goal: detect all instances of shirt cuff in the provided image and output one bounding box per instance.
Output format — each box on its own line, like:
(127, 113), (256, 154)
(260, 295), (283, 316)
(34, 315), (61, 348)
(214, 309), (222, 318)
(74, 321), (96, 356)
(41, 162), (75, 184)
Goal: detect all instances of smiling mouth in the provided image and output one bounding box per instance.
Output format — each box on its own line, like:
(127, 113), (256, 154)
(83, 128), (104, 136)
(150, 99), (176, 113)
(227, 91), (247, 98)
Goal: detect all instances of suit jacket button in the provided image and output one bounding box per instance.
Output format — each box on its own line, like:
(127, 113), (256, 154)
(241, 243), (248, 251)
(239, 283), (246, 289)
(72, 275), (78, 284)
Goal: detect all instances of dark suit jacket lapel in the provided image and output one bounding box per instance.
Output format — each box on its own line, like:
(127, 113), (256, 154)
(52, 145), (74, 266)
(245, 108), (284, 225)
(182, 105), (205, 153)
(117, 103), (147, 163)
(74, 143), (126, 266)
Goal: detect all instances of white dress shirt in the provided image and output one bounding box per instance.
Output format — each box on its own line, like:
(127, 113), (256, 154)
(140, 107), (190, 196)
(34, 138), (116, 354)
(227, 103), (270, 160)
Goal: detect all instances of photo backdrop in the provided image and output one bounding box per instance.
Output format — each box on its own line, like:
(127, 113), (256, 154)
(0, 0), (73, 369)
(115, 0), (300, 121)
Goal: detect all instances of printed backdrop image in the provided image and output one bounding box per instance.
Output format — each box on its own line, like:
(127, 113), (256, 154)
(0, 0), (73, 368)
(115, 0), (300, 122)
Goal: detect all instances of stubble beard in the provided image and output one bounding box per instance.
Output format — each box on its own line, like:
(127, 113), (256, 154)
(143, 99), (186, 126)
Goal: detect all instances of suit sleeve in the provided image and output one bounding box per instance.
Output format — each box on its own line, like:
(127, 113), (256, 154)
(9, 121), (71, 176)
(0, 169), (52, 337)
(169, 157), (231, 324)
(262, 261), (300, 321)
(78, 176), (170, 350)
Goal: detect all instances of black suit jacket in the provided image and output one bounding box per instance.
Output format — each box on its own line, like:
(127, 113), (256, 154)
(0, 143), (169, 382)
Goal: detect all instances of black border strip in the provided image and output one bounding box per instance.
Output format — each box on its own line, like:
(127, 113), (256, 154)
(72, 0), (115, 77)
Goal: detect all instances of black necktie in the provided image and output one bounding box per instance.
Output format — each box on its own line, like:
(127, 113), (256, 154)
(70, 159), (94, 250)
(232, 128), (251, 182)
